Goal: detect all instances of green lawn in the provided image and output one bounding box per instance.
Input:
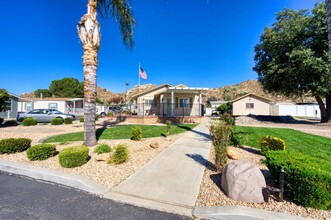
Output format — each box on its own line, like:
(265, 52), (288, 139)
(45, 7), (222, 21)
(43, 124), (197, 143)
(235, 126), (331, 163)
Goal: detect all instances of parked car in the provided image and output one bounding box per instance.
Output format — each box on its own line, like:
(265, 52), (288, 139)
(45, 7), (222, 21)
(99, 106), (124, 117)
(17, 109), (76, 123)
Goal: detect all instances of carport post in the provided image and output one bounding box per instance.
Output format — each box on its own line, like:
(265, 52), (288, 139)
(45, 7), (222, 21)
(171, 90), (174, 116)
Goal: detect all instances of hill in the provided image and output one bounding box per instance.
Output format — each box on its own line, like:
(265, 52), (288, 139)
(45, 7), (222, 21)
(20, 80), (315, 104)
(203, 80), (314, 103)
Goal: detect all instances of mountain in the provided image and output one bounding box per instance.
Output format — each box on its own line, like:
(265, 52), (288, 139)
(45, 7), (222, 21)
(203, 80), (315, 103)
(20, 80), (315, 104)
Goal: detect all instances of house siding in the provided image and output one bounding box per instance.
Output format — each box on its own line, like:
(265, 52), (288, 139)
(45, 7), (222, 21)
(0, 96), (18, 119)
(232, 96), (270, 116)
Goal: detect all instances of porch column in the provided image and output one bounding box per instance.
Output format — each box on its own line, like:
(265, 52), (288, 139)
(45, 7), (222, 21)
(171, 90), (174, 116)
(73, 101), (76, 114)
(199, 92), (202, 116)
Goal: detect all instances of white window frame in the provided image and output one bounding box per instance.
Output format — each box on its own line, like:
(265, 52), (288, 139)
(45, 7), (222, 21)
(48, 103), (58, 110)
(178, 98), (190, 108)
(246, 103), (254, 109)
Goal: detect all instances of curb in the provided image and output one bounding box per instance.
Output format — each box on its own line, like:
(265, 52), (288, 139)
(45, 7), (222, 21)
(193, 206), (311, 220)
(0, 160), (110, 196)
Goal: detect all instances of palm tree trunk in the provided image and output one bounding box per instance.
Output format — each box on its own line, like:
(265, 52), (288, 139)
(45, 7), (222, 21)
(78, 0), (100, 146)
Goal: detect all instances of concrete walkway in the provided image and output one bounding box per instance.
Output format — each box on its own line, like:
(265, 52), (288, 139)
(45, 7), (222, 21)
(105, 118), (212, 216)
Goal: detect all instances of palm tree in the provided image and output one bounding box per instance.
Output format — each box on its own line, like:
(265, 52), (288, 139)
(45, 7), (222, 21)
(125, 82), (129, 103)
(77, 0), (135, 146)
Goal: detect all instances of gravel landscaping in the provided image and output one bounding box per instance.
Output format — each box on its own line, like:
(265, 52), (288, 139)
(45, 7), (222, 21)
(196, 146), (331, 220)
(0, 119), (185, 188)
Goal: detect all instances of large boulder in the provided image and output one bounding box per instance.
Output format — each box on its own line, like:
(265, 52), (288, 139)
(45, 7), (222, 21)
(221, 160), (266, 203)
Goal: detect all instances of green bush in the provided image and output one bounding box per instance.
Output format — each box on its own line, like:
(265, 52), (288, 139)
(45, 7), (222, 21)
(122, 109), (130, 115)
(79, 117), (84, 123)
(220, 114), (235, 126)
(58, 146), (89, 168)
(265, 151), (331, 210)
(2, 120), (18, 126)
(165, 120), (172, 136)
(0, 118), (3, 125)
(209, 120), (233, 171)
(260, 136), (286, 155)
(0, 138), (32, 154)
(27, 144), (56, 161)
(51, 118), (63, 125)
(107, 112), (113, 116)
(64, 117), (73, 124)
(108, 143), (130, 164)
(95, 144), (111, 154)
(22, 117), (37, 126)
(132, 126), (142, 141)
(95, 114), (99, 121)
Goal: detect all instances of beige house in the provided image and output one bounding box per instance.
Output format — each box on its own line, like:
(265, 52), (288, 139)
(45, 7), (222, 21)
(131, 84), (208, 117)
(231, 93), (274, 116)
(18, 97), (84, 115)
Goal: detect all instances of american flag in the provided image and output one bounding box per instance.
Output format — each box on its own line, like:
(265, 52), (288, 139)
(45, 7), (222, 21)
(139, 67), (147, 80)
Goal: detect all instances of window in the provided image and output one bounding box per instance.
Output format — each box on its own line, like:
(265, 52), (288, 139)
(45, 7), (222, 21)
(144, 99), (153, 105)
(48, 103), (58, 110)
(179, 98), (189, 108)
(29, 109), (42, 114)
(5, 100), (11, 111)
(246, 103), (254, 109)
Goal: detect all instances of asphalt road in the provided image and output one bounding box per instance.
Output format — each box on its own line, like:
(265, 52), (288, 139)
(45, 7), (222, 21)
(0, 172), (190, 220)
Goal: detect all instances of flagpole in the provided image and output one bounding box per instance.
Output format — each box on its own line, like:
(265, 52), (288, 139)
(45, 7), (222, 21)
(138, 62), (140, 92)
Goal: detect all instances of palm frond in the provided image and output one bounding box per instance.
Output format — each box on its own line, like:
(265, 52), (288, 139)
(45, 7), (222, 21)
(97, 0), (135, 48)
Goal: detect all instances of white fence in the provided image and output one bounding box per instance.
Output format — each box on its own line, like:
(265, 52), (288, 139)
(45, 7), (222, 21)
(270, 104), (321, 119)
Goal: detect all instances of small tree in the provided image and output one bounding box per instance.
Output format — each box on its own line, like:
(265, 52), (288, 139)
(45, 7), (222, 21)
(217, 103), (229, 114)
(0, 89), (10, 112)
(209, 120), (233, 171)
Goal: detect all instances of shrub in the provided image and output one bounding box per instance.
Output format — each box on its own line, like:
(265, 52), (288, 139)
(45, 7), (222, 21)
(165, 120), (172, 136)
(122, 109), (130, 115)
(22, 117), (37, 126)
(108, 143), (130, 164)
(209, 120), (233, 171)
(27, 144), (56, 161)
(260, 136), (286, 155)
(0, 118), (3, 125)
(2, 120), (18, 126)
(51, 118), (63, 125)
(79, 117), (84, 122)
(64, 117), (73, 124)
(107, 112), (113, 116)
(220, 114), (235, 126)
(95, 144), (111, 154)
(265, 151), (331, 210)
(0, 138), (32, 154)
(95, 114), (99, 121)
(58, 146), (89, 168)
(131, 126), (142, 141)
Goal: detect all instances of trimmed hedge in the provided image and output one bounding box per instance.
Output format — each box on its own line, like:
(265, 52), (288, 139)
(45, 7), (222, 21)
(27, 144), (56, 161)
(0, 138), (32, 154)
(64, 117), (73, 124)
(260, 135), (285, 155)
(51, 118), (63, 125)
(22, 117), (37, 126)
(108, 143), (130, 164)
(58, 146), (89, 168)
(265, 151), (331, 210)
(131, 126), (142, 141)
(79, 117), (84, 123)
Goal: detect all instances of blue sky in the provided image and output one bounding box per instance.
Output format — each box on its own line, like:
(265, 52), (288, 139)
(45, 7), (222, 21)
(0, 0), (321, 95)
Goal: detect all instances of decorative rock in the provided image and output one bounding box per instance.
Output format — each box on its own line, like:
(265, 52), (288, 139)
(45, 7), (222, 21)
(227, 149), (239, 160)
(221, 160), (266, 203)
(95, 153), (109, 161)
(150, 142), (159, 149)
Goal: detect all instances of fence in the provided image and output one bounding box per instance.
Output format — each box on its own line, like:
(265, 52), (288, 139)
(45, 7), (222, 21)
(125, 103), (203, 117)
